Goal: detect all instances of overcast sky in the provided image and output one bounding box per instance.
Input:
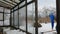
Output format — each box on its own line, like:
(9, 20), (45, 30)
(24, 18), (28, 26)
(27, 0), (56, 16)
(38, 0), (56, 10)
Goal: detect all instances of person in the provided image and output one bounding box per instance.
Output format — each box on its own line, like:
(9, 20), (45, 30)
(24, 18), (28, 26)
(49, 13), (55, 30)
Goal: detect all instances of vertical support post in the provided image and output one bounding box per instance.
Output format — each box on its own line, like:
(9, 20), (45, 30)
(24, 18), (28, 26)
(18, 5), (19, 28)
(12, 0), (15, 24)
(3, 8), (5, 26)
(2, 7), (5, 34)
(10, 10), (12, 26)
(10, 9), (12, 26)
(35, 0), (38, 34)
(25, 0), (28, 34)
(13, 10), (14, 27)
(56, 0), (60, 34)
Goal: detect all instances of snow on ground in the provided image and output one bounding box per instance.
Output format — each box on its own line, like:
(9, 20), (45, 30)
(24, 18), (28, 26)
(6, 30), (26, 34)
(3, 28), (26, 34)
(3, 22), (57, 34)
(20, 22), (57, 34)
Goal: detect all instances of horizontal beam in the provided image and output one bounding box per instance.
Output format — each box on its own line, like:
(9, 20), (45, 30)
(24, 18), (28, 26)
(0, 20), (3, 21)
(0, 12), (4, 13)
(0, 11), (10, 14)
(4, 13), (10, 14)
(0, 5), (11, 9)
(0, 25), (10, 27)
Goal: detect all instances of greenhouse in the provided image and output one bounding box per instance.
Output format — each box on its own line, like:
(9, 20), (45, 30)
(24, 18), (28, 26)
(0, 0), (59, 34)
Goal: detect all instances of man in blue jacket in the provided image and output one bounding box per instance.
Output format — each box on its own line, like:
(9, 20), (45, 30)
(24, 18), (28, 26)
(49, 13), (54, 30)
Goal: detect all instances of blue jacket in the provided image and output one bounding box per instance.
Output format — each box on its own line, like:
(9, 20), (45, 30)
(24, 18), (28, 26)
(49, 14), (54, 21)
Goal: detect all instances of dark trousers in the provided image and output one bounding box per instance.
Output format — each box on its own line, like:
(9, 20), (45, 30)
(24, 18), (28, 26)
(51, 20), (54, 29)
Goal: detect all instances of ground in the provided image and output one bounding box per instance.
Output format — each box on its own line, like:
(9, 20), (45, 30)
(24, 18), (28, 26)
(3, 22), (57, 34)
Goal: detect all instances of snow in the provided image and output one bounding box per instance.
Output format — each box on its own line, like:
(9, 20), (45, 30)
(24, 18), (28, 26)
(3, 28), (26, 34)
(1, 19), (57, 34)
(3, 22), (57, 34)
(19, 22), (57, 34)
(6, 30), (26, 34)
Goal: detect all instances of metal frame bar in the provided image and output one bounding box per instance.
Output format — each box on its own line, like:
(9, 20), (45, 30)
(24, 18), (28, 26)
(0, 25), (10, 27)
(0, 12), (10, 14)
(3, 7), (5, 26)
(18, 5), (19, 28)
(0, 5), (11, 9)
(25, 0), (28, 34)
(4, 13), (10, 14)
(10, 10), (12, 26)
(35, 0), (38, 34)
(0, 20), (3, 21)
(0, 12), (4, 13)
(12, 12), (14, 27)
